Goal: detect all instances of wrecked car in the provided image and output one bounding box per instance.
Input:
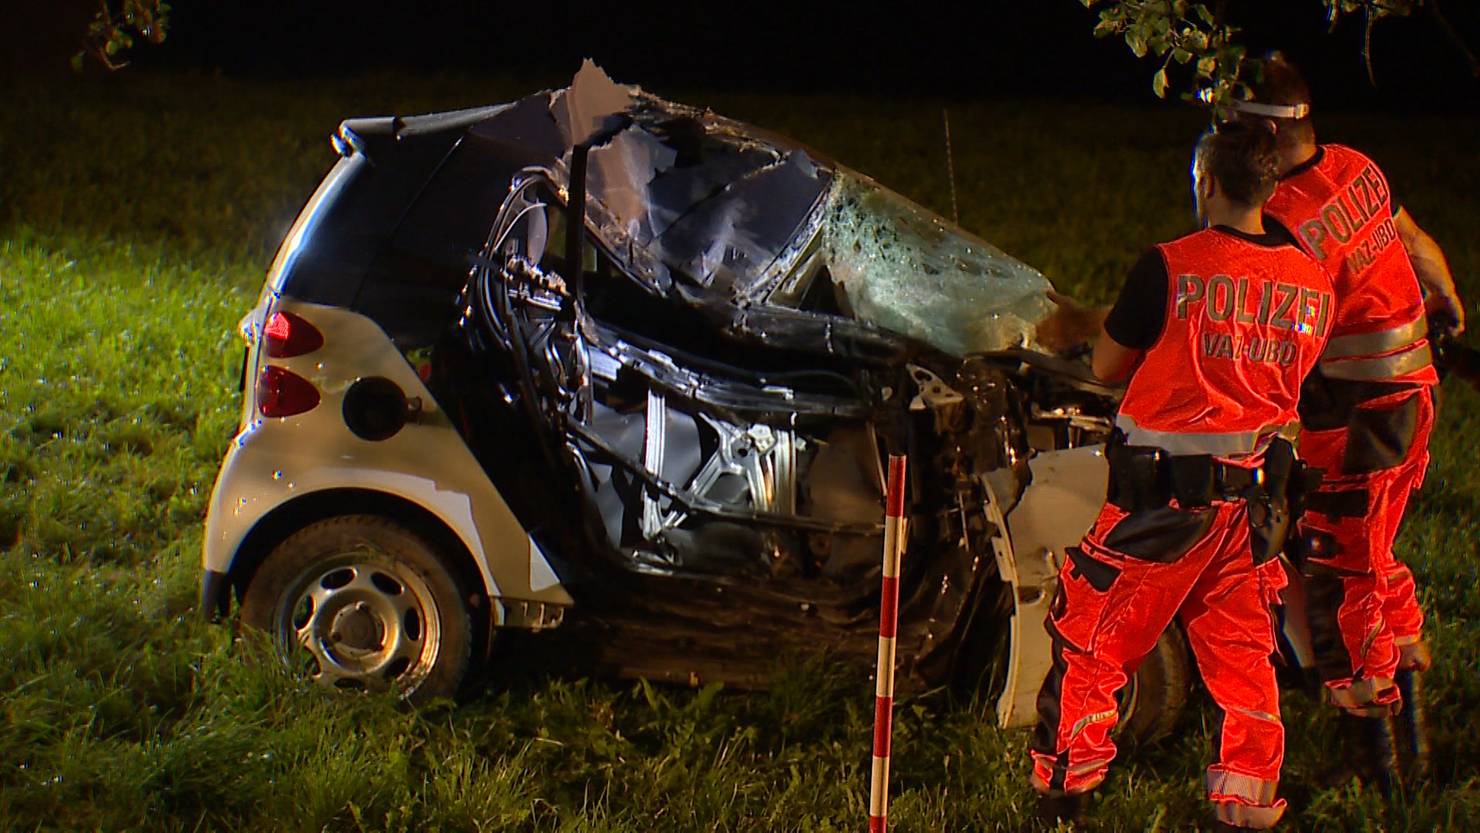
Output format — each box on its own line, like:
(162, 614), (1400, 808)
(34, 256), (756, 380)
(201, 62), (1204, 742)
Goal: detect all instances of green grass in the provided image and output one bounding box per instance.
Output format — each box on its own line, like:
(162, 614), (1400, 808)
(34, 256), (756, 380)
(2, 71), (1478, 831)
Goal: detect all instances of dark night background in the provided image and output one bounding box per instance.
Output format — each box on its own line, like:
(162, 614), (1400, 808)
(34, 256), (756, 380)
(8, 1), (1480, 109)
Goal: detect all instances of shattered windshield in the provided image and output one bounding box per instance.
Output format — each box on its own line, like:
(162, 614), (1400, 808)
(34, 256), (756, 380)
(816, 172), (1054, 356)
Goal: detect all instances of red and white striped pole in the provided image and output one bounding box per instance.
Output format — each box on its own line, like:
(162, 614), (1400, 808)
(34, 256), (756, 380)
(869, 454), (908, 833)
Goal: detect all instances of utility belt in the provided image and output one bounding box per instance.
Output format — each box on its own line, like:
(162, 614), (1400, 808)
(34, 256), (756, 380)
(1105, 430), (1322, 563)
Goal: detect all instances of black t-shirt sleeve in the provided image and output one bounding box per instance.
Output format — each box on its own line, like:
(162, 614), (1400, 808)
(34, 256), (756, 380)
(1263, 218), (1301, 248)
(1103, 248), (1169, 350)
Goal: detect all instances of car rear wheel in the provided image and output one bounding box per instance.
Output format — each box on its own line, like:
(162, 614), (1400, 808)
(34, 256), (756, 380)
(240, 515), (473, 702)
(1117, 625), (1192, 746)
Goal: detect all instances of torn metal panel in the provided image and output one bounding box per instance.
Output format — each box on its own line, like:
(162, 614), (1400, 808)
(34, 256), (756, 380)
(461, 62), (834, 303)
(468, 92), (567, 163)
(584, 125), (678, 246)
(553, 58), (635, 146)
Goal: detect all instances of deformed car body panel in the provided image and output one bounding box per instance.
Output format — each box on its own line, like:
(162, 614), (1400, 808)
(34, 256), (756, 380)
(993, 444), (1110, 728)
(203, 298), (573, 623)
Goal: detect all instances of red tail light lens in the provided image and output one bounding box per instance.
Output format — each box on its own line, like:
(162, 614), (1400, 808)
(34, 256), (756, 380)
(263, 310), (324, 358)
(257, 366), (320, 417)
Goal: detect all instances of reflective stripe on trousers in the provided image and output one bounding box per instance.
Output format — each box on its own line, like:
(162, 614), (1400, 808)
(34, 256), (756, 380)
(1207, 769), (1290, 828)
(1328, 676), (1401, 716)
(1114, 414), (1298, 457)
(1207, 766), (1280, 804)
(1211, 788), (1287, 829)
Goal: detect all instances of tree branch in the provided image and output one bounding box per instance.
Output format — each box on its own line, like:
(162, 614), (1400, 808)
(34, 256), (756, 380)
(75, 0), (168, 73)
(1431, 0), (1480, 78)
(1083, 0), (1471, 103)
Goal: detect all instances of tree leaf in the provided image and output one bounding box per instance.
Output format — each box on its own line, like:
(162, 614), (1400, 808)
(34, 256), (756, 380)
(1152, 67), (1170, 97)
(1127, 27), (1149, 57)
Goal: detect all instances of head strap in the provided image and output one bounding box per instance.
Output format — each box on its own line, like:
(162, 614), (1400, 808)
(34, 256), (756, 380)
(1226, 99), (1311, 120)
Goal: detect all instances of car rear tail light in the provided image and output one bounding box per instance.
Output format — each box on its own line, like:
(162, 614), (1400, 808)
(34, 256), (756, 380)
(257, 366), (320, 417)
(264, 310), (324, 358)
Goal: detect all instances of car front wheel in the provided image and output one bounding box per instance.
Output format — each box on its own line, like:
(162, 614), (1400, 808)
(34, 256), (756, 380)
(1117, 625), (1192, 746)
(240, 515), (473, 702)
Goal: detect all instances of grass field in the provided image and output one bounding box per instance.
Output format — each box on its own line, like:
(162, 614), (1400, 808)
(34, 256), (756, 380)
(1, 71), (1478, 832)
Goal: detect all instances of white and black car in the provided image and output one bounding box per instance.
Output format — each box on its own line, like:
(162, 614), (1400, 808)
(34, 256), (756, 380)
(203, 63), (1290, 742)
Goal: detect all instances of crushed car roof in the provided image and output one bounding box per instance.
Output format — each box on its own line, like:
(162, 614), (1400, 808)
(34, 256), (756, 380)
(363, 61), (1057, 355)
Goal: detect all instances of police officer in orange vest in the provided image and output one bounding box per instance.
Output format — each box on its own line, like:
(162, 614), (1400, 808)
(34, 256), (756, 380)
(1228, 54), (1465, 787)
(1030, 124), (1333, 831)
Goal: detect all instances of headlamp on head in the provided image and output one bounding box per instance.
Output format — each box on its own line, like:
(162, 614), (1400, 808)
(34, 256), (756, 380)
(1226, 99), (1311, 120)
(1198, 86), (1312, 126)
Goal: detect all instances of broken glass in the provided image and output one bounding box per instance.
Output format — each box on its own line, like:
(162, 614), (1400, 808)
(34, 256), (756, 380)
(818, 172), (1054, 356)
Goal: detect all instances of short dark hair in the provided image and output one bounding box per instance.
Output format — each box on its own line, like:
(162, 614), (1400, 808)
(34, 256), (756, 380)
(1242, 52), (1316, 145)
(1196, 124), (1281, 207)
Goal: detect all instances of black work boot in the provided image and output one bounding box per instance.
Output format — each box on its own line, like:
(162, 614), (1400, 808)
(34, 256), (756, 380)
(1035, 792), (1082, 826)
(1393, 669), (1431, 779)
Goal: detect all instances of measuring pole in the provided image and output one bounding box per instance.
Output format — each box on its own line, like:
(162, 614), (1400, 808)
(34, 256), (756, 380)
(869, 454), (908, 833)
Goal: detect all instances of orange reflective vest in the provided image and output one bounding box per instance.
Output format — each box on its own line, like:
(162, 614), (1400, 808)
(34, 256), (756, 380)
(1117, 228), (1334, 456)
(1264, 144), (1436, 385)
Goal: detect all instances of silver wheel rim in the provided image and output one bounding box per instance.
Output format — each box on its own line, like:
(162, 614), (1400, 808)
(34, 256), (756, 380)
(273, 553), (442, 694)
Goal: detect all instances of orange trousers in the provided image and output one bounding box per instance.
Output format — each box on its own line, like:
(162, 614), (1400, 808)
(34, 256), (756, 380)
(1030, 499), (1287, 829)
(1298, 387), (1434, 713)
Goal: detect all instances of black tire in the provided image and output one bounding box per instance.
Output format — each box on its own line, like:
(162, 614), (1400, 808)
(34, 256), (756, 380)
(240, 515), (473, 702)
(1117, 625), (1192, 747)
